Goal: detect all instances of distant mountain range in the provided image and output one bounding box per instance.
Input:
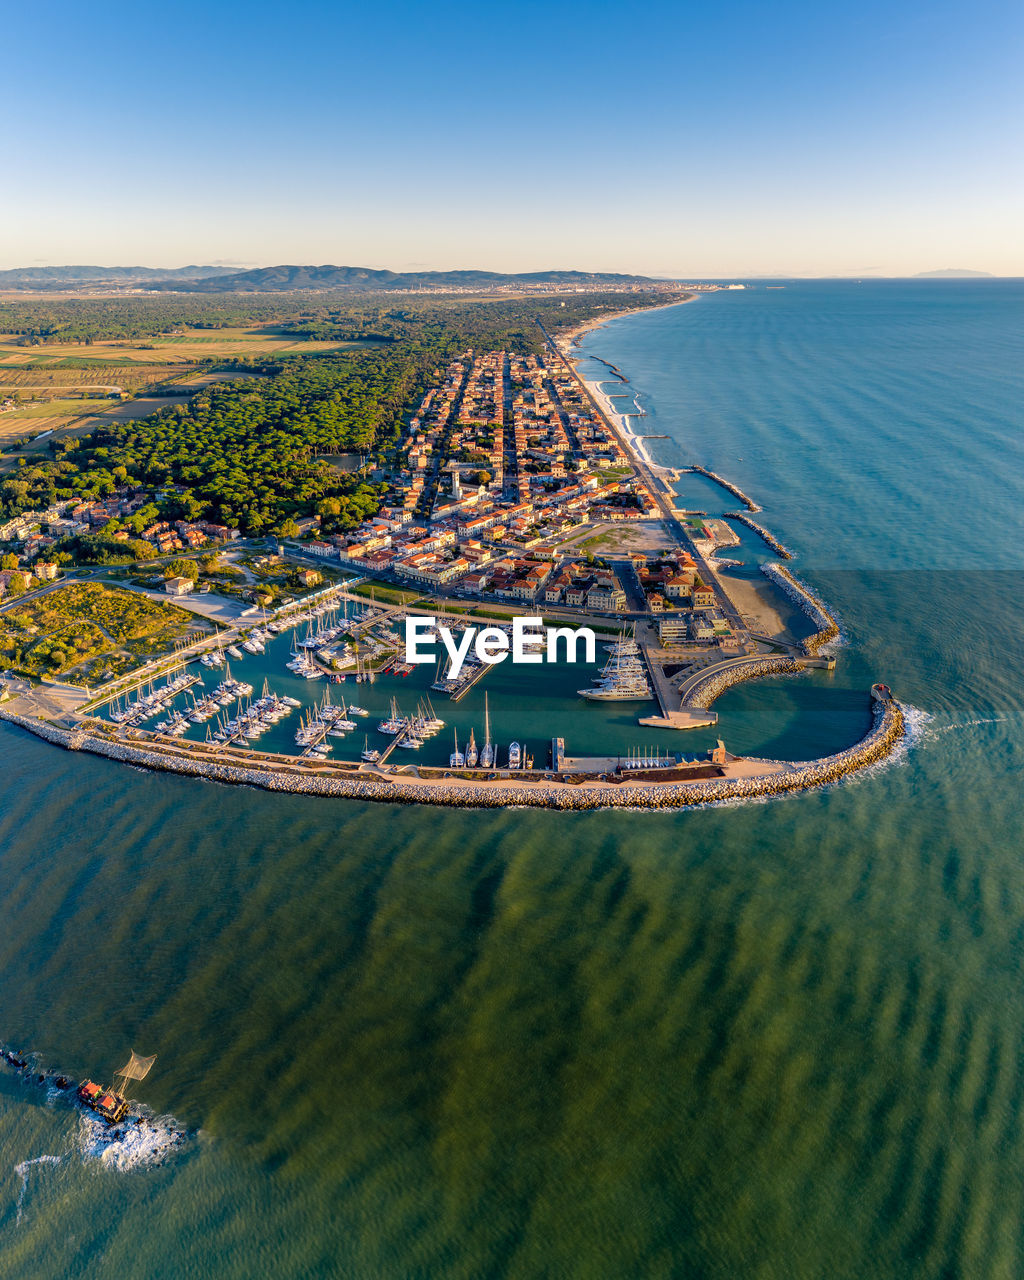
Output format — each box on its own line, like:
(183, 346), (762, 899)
(0, 263), (667, 294)
(0, 265), (243, 289)
(914, 268), (993, 278)
(143, 265), (661, 293)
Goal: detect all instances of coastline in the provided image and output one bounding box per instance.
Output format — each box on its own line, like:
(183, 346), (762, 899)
(557, 292), (698, 348)
(577, 375), (668, 475)
(555, 294), (697, 478)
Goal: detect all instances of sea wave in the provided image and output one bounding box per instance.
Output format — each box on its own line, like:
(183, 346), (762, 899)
(78, 1108), (192, 1172)
(928, 716), (1011, 737)
(14, 1154), (62, 1226)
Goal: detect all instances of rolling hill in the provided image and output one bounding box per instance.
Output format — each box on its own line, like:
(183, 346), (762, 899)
(143, 265), (661, 293)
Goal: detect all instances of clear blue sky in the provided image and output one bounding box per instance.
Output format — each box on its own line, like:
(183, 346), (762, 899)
(4, 0), (1022, 276)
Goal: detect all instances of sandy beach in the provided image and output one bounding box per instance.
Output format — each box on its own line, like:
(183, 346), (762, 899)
(576, 371), (673, 475)
(557, 293), (698, 348)
(555, 294), (699, 479)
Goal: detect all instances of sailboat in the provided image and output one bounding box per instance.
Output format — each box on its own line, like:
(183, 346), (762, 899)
(360, 734), (379, 762)
(449, 727), (465, 768)
(465, 727), (478, 768)
(378, 698), (403, 734)
(479, 692), (494, 767)
(334, 698), (357, 731)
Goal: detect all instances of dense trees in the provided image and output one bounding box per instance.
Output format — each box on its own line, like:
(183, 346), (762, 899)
(0, 290), (682, 538)
(164, 558), (199, 580)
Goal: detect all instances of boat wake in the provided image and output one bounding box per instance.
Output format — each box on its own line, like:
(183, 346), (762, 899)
(14, 1155), (61, 1226)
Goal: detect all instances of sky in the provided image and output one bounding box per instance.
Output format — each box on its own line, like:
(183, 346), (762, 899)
(3, 0), (1022, 277)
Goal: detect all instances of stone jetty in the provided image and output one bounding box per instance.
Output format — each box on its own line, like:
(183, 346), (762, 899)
(0, 691), (905, 812)
(724, 511), (794, 558)
(681, 655), (803, 709)
(761, 562), (840, 653)
(688, 466), (762, 512)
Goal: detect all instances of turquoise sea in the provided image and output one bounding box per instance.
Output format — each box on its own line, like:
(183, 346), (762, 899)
(2, 281), (1024, 1278)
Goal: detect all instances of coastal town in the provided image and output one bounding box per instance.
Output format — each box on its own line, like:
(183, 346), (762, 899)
(0, 306), (903, 808)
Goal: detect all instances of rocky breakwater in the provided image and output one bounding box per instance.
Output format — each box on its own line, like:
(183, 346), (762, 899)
(761, 562), (840, 653)
(689, 466), (762, 512)
(682, 656), (802, 710)
(724, 511), (793, 559)
(1, 693), (906, 812)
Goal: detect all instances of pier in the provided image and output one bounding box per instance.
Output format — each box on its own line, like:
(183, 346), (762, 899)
(688, 466), (762, 512)
(449, 661), (490, 702)
(376, 722), (413, 765)
(637, 646), (719, 730)
(589, 355), (628, 382)
(761, 563), (840, 653)
(299, 716), (333, 758)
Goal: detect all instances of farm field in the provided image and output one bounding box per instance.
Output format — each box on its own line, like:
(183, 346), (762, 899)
(0, 581), (209, 683)
(0, 399), (107, 441)
(0, 364), (187, 394)
(0, 326), (371, 367)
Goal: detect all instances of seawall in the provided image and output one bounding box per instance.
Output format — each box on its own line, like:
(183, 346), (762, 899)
(0, 695), (905, 812)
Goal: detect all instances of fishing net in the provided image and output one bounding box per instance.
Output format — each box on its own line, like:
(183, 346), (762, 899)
(116, 1051), (156, 1082)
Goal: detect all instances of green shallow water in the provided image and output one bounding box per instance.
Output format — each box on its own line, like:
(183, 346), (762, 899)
(3, 284), (1024, 1278)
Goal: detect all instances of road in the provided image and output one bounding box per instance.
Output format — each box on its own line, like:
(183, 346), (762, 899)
(607, 557), (648, 612)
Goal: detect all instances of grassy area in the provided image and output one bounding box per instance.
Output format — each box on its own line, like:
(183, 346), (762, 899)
(0, 363), (188, 389)
(470, 606), (517, 621)
(0, 399), (106, 445)
(542, 616), (622, 634)
(349, 582), (416, 605)
(0, 582), (207, 684)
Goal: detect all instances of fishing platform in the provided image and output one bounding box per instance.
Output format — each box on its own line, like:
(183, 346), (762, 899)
(77, 1050), (156, 1126)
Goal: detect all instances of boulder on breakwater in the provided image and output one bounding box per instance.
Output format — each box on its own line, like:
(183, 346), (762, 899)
(761, 562), (840, 653)
(682, 656), (802, 709)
